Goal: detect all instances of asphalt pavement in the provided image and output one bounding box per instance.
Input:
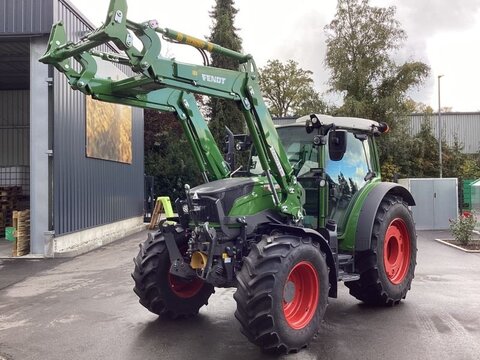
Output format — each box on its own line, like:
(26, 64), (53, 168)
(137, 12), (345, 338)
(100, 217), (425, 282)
(0, 230), (479, 360)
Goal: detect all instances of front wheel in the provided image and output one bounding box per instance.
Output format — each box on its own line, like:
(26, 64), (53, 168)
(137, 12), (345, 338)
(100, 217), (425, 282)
(346, 195), (417, 305)
(234, 236), (329, 354)
(132, 231), (214, 318)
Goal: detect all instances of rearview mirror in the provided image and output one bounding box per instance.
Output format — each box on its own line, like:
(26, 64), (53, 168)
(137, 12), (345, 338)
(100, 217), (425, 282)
(328, 130), (347, 161)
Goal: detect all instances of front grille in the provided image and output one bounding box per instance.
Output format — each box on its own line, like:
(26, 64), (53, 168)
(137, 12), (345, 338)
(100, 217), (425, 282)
(191, 197), (220, 223)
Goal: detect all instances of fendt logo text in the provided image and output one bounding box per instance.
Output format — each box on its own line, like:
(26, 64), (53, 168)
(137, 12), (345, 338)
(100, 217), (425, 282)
(202, 74), (226, 84)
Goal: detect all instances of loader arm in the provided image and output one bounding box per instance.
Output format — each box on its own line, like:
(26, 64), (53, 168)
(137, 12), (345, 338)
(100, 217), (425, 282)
(39, 0), (303, 218)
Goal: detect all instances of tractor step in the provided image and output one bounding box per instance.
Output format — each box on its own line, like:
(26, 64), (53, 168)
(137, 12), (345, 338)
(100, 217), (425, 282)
(338, 254), (354, 265)
(337, 254), (357, 281)
(338, 270), (360, 282)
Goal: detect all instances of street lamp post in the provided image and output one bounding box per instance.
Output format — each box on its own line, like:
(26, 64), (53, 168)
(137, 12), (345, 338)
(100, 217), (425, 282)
(438, 74), (444, 178)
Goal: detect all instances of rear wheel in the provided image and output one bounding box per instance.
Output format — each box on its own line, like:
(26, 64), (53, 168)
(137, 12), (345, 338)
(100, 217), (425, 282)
(234, 236), (329, 354)
(132, 231), (214, 318)
(346, 195), (417, 305)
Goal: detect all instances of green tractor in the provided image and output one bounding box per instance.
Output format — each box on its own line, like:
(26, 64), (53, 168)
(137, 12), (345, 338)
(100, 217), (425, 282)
(40, 0), (417, 354)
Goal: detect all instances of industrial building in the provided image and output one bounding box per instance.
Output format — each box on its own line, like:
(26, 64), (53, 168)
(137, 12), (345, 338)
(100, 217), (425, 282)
(0, 0), (144, 257)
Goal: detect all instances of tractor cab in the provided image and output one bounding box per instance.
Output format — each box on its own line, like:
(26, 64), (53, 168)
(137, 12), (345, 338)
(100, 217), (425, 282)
(265, 114), (383, 234)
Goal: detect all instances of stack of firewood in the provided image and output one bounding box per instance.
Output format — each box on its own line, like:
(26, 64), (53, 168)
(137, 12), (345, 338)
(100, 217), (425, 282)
(12, 210), (30, 256)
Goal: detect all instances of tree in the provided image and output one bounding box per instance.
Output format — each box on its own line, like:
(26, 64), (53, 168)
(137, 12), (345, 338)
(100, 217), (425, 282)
(144, 110), (201, 200)
(379, 113), (475, 186)
(325, 0), (429, 123)
(207, 0), (245, 143)
(325, 0), (430, 176)
(443, 137), (464, 178)
(259, 59), (327, 117)
(459, 158), (480, 179)
(409, 121), (441, 177)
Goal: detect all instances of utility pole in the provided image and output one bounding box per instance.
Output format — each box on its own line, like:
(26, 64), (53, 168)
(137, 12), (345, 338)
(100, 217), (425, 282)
(438, 74), (444, 178)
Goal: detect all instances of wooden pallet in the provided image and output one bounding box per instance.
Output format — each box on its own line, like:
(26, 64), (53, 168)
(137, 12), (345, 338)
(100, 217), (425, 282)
(0, 186), (21, 201)
(0, 189), (18, 214)
(0, 186), (21, 192)
(0, 210), (7, 235)
(149, 201), (164, 230)
(12, 210), (30, 257)
(0, 209), (13, 230)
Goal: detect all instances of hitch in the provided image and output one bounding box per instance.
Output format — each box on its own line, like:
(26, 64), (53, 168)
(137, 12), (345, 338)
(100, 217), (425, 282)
(200, 222), (218, 280)
(162, 227), (196, 280)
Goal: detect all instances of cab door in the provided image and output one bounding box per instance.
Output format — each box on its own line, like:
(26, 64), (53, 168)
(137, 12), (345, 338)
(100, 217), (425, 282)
(325, 131), (375, 234)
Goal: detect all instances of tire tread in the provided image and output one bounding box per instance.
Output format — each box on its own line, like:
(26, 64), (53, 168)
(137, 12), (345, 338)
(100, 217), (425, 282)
(234, 236), (328, 354)
(132, 231), (213, 318)
(346, 195), (417, 305)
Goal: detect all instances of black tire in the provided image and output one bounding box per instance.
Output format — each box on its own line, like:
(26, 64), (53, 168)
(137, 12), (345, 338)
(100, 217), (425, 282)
(132, 231), (214, 318)
(234, 236), (329, 354)
(346, 195), (417, 306)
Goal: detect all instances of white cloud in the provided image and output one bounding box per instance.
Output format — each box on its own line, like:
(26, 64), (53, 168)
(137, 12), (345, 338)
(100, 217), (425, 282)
(70, 0), (480, 111)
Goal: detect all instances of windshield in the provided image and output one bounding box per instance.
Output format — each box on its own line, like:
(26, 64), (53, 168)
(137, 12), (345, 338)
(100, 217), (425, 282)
(249, 126), (317, 177)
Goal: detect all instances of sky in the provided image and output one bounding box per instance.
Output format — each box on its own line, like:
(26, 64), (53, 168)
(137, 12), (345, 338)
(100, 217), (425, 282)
(69, 0), (480, 112)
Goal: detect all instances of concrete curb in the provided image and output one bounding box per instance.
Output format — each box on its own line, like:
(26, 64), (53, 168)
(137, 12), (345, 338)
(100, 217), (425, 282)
(0, 254), (45, 260)
(434, 238), (480, 253)
(52, 223), (146, 258)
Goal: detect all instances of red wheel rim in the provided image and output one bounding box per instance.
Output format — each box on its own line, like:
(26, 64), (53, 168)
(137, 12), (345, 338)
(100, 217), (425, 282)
(383, 218), (411, 285)
(168, 273), (204, 299)
(283, 261), (319, 330)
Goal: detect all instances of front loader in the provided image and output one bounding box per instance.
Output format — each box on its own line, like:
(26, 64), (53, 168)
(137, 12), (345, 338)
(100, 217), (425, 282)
(40, 0), (417, 354)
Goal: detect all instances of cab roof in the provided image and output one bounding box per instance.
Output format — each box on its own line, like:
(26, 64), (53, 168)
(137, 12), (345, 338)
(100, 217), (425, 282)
(281, 114), (381, 132)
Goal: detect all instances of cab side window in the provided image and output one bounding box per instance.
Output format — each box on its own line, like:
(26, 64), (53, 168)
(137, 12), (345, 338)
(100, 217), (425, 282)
(326, 132), (371, 232)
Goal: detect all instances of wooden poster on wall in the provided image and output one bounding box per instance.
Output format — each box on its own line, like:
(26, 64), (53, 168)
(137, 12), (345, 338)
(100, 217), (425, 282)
(86, 96), (133, 164)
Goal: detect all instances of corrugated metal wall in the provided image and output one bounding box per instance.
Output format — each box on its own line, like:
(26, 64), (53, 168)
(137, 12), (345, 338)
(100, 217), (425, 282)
(53, 0), (144, 235)
(0, 0), (53, 35)
(410, 113), (480, 154)
(0, 90), (29, 166)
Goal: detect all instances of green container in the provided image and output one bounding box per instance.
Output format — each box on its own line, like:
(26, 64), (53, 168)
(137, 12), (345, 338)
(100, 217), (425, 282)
(5, 227), (15, 242)
(463, 179), (476, 210)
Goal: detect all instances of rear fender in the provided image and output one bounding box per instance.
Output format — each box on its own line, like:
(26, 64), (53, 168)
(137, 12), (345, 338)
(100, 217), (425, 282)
(355, 182), (415, 252)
